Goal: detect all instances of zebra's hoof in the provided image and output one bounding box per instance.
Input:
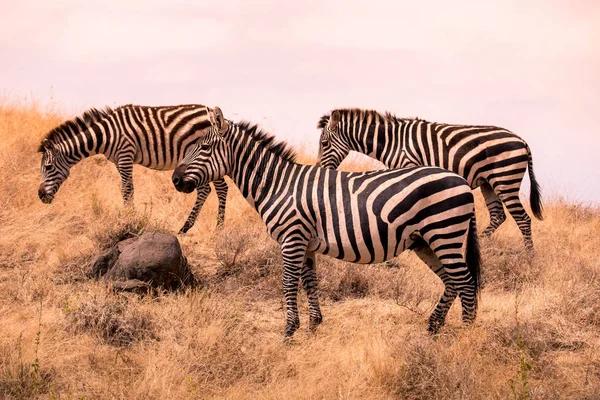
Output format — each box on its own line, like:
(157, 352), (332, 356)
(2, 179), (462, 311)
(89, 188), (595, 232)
(280, 336), (294, 344)
(283, 320), (300, 338)
(427, 321), (443, 335)
(525, 246), (535, 255)
(178, 226), (190, 234)
(308, 316), (323, 332)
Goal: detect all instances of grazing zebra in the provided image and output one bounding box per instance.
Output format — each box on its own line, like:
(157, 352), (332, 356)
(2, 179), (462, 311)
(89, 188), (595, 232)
(172, 107), (481, 337)
(37, 104), (228, 233)
(317, 109), (543, 251)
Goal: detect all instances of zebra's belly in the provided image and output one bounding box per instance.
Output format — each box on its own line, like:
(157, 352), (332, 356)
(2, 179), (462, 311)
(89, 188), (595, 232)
(134, 158), (181, 171)
(309, 230), (412, 264)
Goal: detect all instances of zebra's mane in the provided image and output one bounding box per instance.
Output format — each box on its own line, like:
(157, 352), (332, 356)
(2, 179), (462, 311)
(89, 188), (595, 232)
(317, 108), (422, 129)
(236, 121), (297, 163)
(38, 107), (114, 152)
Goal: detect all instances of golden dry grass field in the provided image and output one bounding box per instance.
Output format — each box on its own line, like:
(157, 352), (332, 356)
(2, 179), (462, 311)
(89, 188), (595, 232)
(1, 102), (599, 399)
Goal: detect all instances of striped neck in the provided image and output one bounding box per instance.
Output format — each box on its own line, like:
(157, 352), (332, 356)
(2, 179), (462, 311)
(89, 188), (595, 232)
(52, 111), (122, 164)
(223, 122), (298, 208)
(335, 109), (413, 164)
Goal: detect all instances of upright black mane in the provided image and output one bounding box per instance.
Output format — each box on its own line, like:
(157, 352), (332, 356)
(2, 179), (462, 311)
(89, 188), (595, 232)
(38, 107), (114, 152)
(317, 108), (422, 129)
(236, 121), (297, 163)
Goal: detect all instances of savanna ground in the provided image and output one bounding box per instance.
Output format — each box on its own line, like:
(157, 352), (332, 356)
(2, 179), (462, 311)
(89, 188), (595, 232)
(1, 101), (599, 400)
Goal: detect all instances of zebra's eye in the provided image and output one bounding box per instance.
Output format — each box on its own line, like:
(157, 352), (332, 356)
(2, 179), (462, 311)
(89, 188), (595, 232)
(321, 137), (329, 147)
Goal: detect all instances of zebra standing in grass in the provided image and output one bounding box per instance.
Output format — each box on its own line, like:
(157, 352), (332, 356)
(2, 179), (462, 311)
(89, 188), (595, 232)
(172, 107), (481, 337)
(317, 109), (543, 251)
(38, 104), (228, 233)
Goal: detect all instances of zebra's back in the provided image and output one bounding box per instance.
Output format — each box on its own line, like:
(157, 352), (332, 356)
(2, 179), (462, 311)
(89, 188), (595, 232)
(114, 104), (213, 170)
(399, 121), (529, 188)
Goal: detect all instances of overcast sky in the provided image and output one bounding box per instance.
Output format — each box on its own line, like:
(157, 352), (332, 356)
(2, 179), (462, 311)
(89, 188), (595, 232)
(1, 0), (598, 202)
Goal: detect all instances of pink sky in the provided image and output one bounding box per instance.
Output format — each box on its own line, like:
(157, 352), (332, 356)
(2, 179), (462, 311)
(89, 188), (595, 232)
(2, 0), (599, 202)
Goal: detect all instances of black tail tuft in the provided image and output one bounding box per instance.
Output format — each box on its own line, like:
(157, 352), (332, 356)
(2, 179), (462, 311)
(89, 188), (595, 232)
(466, 215), (481, 298)
(527, 144), (544, 220)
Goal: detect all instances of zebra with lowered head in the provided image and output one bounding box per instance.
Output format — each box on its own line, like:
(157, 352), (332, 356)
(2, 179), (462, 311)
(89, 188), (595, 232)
(172, 107), (481, 337)
(38, 104), (228, 233)
(317, 109), (543, 251)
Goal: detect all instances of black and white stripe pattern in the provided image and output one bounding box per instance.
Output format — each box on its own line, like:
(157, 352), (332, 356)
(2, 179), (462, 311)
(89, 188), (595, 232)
(317, 109), (543, 251)
(38, 104), (228, 233)
(173, 107), (481, 336)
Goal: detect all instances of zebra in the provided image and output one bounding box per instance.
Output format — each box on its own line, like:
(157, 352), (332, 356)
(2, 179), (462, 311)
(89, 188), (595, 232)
(172, 107), (481, 337)
(37, 104), (228, 233)
(317, 109), (543, 251)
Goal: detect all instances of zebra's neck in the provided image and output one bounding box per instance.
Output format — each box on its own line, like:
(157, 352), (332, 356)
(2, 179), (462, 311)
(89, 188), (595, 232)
(54, 112), (123, 164)
(223, 123), (299, 210)
(340, 115), (406, 166)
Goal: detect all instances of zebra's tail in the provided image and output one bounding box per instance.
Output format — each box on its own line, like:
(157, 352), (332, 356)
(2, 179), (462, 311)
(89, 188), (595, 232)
(526, 144), (544, 220)
(466, 214), (481, 298)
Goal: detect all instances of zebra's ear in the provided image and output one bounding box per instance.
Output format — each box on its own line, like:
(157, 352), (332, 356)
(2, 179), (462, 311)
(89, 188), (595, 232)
(328, 110), (341, 131)
(213, 106), (228, 135)
(42, 139), (54, 151)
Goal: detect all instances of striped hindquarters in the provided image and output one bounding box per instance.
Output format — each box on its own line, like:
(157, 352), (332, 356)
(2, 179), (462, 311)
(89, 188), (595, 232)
(303, 166), (475, 265)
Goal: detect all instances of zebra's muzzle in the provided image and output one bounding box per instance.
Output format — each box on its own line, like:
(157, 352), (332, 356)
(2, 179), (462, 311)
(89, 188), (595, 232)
(172, 165), (197, 194)
(38, 187), (54, 204)
(177, 179), (196, 194)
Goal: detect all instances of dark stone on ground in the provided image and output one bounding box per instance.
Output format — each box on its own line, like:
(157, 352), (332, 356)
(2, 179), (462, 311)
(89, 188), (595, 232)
(91, 232), (194, 292)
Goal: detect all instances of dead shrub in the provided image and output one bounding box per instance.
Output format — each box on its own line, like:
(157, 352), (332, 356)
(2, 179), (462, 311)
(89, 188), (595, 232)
(212, 226), (282, 299)
(0, 335), (54, 400)
(393, 339), (478, 399)
(481, 242), (540, 291)
(331, 264), (370, 300)
(53, 253), (94, 285)
(491, 318), (584, 362)
(563, 202), (600, 224)
(65, 292), (156, 346)
(92, 206), (169, 250)
(391, 268), (431, 315)
(557, 264), (600, 327)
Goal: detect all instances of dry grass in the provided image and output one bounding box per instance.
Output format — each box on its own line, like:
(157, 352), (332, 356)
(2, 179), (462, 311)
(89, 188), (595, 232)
(1, 101), (599, 399)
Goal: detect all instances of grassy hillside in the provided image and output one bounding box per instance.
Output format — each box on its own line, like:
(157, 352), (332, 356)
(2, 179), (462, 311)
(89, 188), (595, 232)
(0, 102), (599, 399)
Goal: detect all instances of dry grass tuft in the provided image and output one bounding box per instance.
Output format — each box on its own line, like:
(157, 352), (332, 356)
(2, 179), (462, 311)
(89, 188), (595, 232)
(1, 102), (600, 399)
(64, 289), (156, 346)
(0, 333), (54, 400)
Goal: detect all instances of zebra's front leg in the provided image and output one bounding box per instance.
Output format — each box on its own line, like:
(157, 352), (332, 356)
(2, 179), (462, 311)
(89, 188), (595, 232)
(213, 178), (228, 229)
(301, 251), (322, 331)
(179, 184), (211, 234)
(116, 156), (135, 204)
(281, 237), (308, 338)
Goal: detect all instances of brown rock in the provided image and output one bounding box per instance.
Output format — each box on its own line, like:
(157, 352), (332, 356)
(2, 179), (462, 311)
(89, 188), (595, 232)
(92, 232), (194, 291)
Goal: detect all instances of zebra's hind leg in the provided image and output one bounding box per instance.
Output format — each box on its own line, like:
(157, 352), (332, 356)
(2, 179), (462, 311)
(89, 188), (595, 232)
(481, 182), (506, 237)
(301, 251), (322, 331)
(179, 184), (211, 234)
(495, 186), (534, 252)
(116, 155), (135, 204)
(411, 243), (458, 334)
(281, 236), (308, 338)
(213, 178), (229, 229)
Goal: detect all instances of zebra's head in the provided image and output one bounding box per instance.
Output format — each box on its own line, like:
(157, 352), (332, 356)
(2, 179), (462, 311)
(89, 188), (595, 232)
(172, 107), (231, 194)
(317, 110), (350, 169)
(38, 139), (71, 204)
